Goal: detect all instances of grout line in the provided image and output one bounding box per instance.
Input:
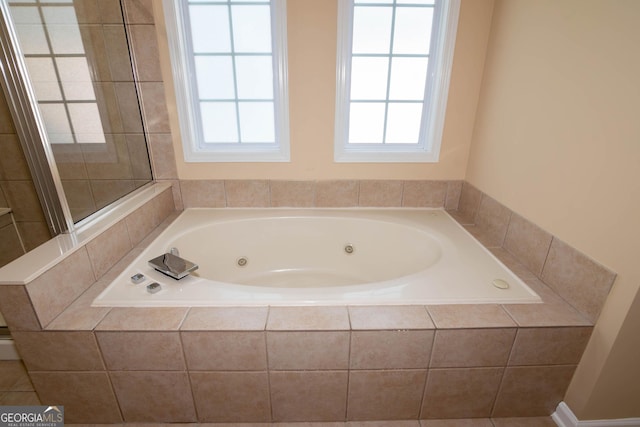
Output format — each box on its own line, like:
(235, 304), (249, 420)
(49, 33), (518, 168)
(263, 328), (274, 423)
(498, 210), (513, 248)
(538, 235), (555, 280)
(345, 328), (352, 421)
(418, 328), (436, 419)
(176, 330), (199, 422)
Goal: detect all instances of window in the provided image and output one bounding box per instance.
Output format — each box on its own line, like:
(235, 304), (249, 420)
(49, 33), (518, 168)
(334, 0), (460, 162)
(163, 0), (289, 162)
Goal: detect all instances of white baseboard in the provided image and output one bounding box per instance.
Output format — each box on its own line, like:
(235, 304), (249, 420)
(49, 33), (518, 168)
(0, 338), (20, 360)
(553, 402), (640, 427)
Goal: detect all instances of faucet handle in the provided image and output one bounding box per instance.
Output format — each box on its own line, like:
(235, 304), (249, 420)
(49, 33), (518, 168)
(148, 252), (198, 280)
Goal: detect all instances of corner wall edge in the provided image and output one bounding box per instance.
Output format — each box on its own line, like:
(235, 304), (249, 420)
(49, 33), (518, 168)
(553, 402), (640, 427)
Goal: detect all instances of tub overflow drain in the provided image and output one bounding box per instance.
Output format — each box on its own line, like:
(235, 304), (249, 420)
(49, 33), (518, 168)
(344, 244), (354, 254)
(492, 279), (510, 290)
(237, 257), (248, 267)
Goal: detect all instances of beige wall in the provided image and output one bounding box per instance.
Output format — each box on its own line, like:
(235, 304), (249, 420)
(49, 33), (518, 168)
(466, 0), (640, 420)
(155, 0), (494, 180)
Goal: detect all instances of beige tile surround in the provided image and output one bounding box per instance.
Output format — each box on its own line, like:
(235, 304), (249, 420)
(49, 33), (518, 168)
(0, 179), (616, 424)
(180, 179), (462, 209)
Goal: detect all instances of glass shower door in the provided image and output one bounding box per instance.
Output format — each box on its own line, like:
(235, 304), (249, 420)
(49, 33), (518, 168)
(2, 0), (153, 226)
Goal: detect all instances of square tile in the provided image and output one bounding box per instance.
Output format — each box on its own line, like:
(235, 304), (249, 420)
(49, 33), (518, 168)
(488, 248), (538, 281)
(91, 180), (136, 211)
(180, 180), (226, 208)
(83, 136), (132, 180)
(350, 330), (434, 369)
(18, 221), (51, 252)
(138, 82), (171, 133)
(86, 220), (132, 278)
(316, 180), (359, 207)
(46, 280), (112, 331)
(463, 225), (504, 248)
(1, 181), (44, 221)
(153, 185), (176, 221)
(444, 180), (463, 210)
(128, 24), (162, 81)
(136, 211), (180, 249)
(454, 183), (482, 224)
(349, 306), (434, 330)
(358, 181), (403, 207)
(13, 331), (104, 371)
(474, 195), (512, 246)
(268, 331), (349, 370)
(270, 371), (348, 421)
(96, 307), (188, 330)
(430, 328), (516, 368)
(225, 180), (270, 207)
(160, 180), (183, 211)
(26, 248), (96, 327)
(541, 238), (616, 323)
(0, 225), (22, 267)
(402, 181), (447, 207)
(270, 181), (316, 207)
(0, 391), (40, 405)
(110, 371), (196, 422)
(30, 372), (122, 424)
(0, 361), (29, 391)
(421, 368), (503, 419)
(502, 301), (591, 327)
(0, 285), (41, 331)
(6, 366), (34, 392)
(0, 134), (30, 180)
(267, 306), (350, 331)
(190, 372), (270, 422)
(508, 327), (592, 366)
(347, 370), (427, 420)
(62, 180), (96, 220)
(427, 305), (516, 329)
(181, 307), (268, 331)
(97, 331), (185, 370)
(124, 196), (163, 247)
(123, 0), (155, 24)
(492, 365), (576, 417)
(503, 213), (553, 277)
(519, 277), (571, 305)
(182, 331), (267, 370)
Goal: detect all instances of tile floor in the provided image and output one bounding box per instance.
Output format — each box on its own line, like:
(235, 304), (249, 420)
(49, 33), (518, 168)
(0, 359), (39, 405)
(0, 361), (557, 426)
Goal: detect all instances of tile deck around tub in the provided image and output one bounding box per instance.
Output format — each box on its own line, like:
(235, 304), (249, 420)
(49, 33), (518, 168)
(8, 197), (602, 424)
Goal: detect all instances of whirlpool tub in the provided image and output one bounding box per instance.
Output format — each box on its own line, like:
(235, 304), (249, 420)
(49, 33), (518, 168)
(93, 208), (541, 307)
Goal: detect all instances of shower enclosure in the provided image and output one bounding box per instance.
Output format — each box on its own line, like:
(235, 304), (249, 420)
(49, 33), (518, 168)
(0, 0), (153, 335)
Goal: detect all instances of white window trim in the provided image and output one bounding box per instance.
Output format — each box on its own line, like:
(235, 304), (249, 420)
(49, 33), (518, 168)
(334, 0), (460, 163)
(163, 0), (290, 162)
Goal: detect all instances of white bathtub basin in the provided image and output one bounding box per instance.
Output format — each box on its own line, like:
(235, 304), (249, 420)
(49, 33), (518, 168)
(93, 208), (541, 307)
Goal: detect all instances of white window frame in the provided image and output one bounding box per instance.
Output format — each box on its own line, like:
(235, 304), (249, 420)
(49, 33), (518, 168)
(334, 0), (460, 163)
(163, 0), (290, 162)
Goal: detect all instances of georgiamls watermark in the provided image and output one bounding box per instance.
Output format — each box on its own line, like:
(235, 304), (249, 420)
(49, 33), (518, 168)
(0, 406), (63, 427)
